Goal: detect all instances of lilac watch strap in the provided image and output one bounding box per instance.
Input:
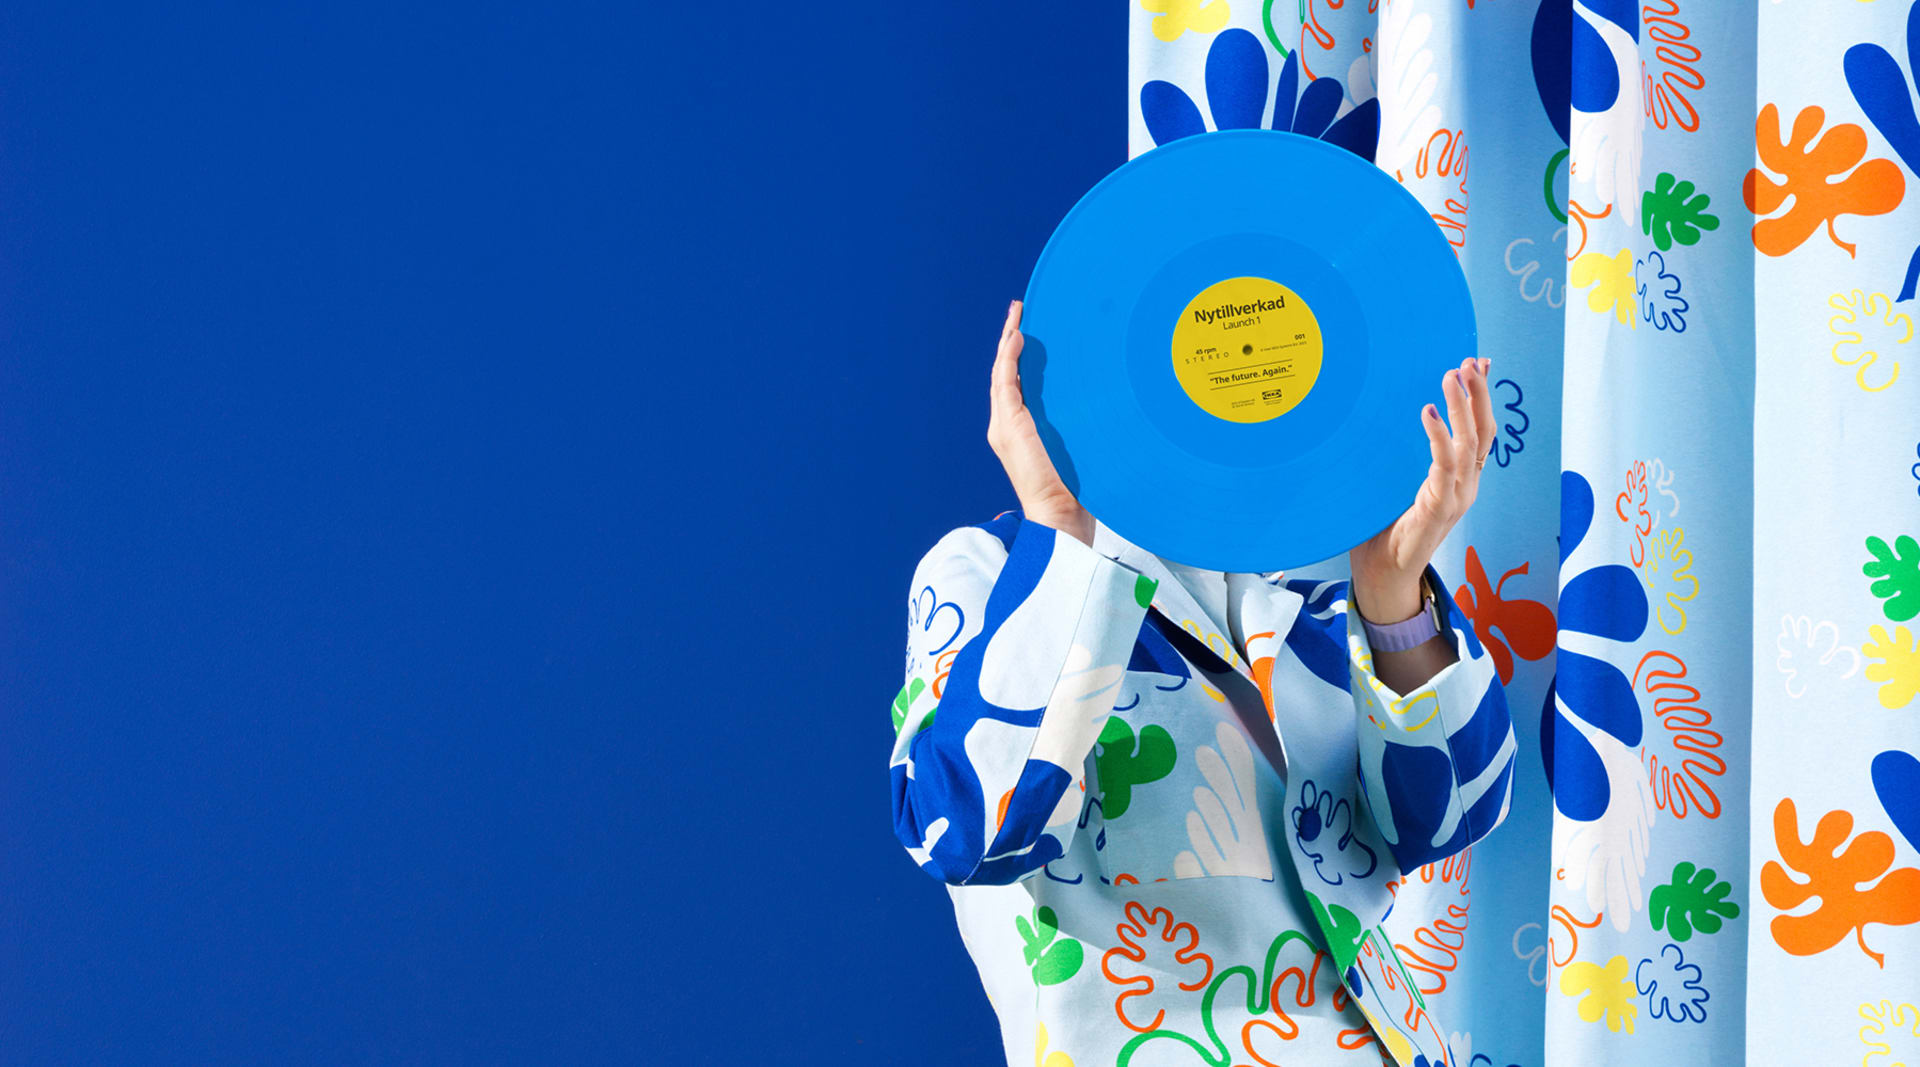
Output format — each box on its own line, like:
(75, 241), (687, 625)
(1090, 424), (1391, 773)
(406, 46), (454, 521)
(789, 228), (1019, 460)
(1359, 579), (1442, 652)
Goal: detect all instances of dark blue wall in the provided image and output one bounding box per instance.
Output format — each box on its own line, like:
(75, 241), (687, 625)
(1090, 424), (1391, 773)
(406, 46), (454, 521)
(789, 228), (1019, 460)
(0, 4), (1123, 1062)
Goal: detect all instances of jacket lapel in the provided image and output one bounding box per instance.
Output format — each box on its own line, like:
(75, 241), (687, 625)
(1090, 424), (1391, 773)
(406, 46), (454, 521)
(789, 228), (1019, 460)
(1090, 517), (1255, 686)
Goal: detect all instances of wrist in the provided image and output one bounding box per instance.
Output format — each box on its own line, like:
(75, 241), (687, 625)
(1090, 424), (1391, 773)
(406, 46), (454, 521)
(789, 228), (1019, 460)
(1351, 570), (1425, 624)
(1024, 504), (1093, 547)
(1355, 570), (1446, 654)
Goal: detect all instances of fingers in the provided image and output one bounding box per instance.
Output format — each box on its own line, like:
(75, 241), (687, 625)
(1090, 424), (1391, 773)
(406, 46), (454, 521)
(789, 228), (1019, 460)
(1442, 361), (1479, 473)
(1421, 402), (1452, 477)
(1469, 356), (1495, 462)
(989, 300), (1024, 423)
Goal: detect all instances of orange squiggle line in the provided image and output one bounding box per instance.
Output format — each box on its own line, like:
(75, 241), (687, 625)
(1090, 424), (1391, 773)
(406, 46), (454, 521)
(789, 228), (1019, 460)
(1548, 903), (1603, 968)
(1634, 649), (1725, 819)
(1254, 949), (1335, 1048)
(1101, 961), (1159, 1031)
(1336, 1026), (1378, 1052)
(1359, 937), (1451, 1056)
(1641, 0), (1703, 132)
(1414, 846), (1472, 888)
(1102, 901), (1213, 1032)
(1300, 0), (1344, 78)
(1398, 903), (1471, 994)
(1396, 848), (1472, 994)
(932, 648), (958, 699)
(1565, 198), (1613, 259)
(1614, 461), (1652, 567)
(1414, 129), (1470, 250)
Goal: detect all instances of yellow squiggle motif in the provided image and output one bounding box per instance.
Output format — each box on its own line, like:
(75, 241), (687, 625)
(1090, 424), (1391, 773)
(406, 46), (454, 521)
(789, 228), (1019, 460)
(1384, 688), (1441, 732)
(1858, 999), (1920, 1067)
(1140, 0), (1231, 41)
(1638, 526), (1699, 635)
(1570, 248), (1637, 326)
(1828, 289), (1908, 392)
(1181, 618), (1246, 671)
(1863, 624), (1920, 710)
(1035, 1021), (1075, 1067)
(1351, 631), (1440, 729)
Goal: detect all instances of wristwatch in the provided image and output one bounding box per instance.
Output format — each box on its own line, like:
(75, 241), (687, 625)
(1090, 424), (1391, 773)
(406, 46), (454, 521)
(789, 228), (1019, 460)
(1359, 573), (1445, 652)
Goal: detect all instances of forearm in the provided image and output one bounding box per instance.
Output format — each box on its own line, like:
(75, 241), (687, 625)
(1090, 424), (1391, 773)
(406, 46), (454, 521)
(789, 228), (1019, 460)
(1349, 570), (1457, 696)
(1346, 563), (1517, 869)
(890, 516), (1156, 884)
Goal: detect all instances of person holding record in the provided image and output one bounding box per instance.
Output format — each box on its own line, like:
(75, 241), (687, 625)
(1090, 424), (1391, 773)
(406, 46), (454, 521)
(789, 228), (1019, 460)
(888, 300), (1515, 1066)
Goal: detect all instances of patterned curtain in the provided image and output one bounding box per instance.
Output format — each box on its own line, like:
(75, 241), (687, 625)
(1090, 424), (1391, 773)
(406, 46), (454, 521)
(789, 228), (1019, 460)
(1129, 2), (1920, 1063)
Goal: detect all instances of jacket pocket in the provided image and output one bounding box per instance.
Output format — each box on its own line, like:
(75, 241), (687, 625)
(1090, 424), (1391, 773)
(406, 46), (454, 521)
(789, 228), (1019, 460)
(1090, 673), (1286, 886)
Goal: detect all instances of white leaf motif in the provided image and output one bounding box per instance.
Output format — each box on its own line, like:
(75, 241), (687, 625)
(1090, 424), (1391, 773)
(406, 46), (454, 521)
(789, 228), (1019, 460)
(1568, 0), (1647, 224)
(1551, 715), (1655, 932)
(1375, 3), (1442, 175)
(1173, 722), (1272, 879)
(1776, 614), (1863, 698)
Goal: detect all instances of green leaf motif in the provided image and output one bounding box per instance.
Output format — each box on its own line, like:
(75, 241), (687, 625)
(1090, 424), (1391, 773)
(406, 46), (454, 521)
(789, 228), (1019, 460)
(1641, 171), (1721, 252)
(891, 676), (931, 734)
(1648, 860), (1741, 942)
(1095, 716), (1177, 820)
(1134, 574), (1158, 610)
(1864, 534), (1920, 622)
(1015, 905), (1083, 986)
(1303, 888), (1367, 972)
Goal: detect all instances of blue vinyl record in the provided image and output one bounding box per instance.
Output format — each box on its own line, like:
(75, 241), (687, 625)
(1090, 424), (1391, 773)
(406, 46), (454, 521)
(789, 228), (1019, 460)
(1022, 129), (1476, 573)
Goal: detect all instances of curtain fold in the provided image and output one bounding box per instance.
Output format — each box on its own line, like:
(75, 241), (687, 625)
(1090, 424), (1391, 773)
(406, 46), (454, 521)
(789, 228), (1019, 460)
(1129, 2), (1920, 1063)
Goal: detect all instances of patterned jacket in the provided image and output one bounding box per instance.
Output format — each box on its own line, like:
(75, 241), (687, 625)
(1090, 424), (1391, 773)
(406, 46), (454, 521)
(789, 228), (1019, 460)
(890, 510), (1517, 1065)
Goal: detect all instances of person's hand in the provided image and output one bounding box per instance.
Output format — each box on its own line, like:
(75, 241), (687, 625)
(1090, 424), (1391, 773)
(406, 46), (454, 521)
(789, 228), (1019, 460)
(1348, 355), (1496, 623)
(988, 299), (1094, 546)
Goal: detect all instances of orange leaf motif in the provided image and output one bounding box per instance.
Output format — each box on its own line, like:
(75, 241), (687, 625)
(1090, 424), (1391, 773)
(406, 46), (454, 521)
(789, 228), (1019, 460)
(1744, 103), (1905, 258)
(1759, 798), (1920, 967)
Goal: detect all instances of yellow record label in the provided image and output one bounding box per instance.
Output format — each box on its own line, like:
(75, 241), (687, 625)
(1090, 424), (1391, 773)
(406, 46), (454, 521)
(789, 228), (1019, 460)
(1170, 276), (1323, 423)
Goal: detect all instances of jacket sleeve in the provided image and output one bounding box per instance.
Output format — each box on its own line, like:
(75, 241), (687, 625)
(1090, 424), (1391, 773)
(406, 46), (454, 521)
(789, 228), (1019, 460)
(1346, 562), (1517, 871)
(890, 513), (1158, 886)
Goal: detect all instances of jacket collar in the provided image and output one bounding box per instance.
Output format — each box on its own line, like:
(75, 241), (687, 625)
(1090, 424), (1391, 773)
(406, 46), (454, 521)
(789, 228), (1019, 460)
(1089, 516), (1260, 684)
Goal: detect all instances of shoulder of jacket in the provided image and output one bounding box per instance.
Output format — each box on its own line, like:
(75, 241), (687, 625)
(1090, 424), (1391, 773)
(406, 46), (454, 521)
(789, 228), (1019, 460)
(914, 510), (1023, 576)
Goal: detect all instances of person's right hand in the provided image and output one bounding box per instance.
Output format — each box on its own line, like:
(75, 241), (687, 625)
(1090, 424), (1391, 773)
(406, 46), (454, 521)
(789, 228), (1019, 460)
(988, 299), (1094, 547)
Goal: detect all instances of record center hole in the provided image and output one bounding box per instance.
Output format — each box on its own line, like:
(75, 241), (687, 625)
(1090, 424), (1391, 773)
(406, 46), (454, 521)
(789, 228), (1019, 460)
(1242, 344), (1253, 355)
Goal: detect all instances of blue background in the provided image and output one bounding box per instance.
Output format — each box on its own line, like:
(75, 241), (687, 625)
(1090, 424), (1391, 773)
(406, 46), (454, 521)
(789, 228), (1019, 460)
(0, 5), (1120, 1062)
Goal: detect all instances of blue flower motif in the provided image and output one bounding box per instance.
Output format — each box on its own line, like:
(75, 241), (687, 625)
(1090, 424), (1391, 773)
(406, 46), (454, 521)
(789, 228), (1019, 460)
(1290, 777), (1378, 885)
(1139, 28), (1380, 158)
(1569, 0), (1639, 115)
(1530, 0), (1571, 144)
(1635, 943), (1710, 1023)
(1635, 250), (1689, 333)
(1872, 749), (1920, 855)
(1911, 441), (1919, 497)
(1489, 378), (1530, 468)
(1541, 470), (1649, 821)
(1844, 0), (1920, 300)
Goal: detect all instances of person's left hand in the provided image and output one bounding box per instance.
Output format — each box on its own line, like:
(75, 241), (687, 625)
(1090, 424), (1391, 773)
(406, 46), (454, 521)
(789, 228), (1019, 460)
(1348, 355), (1496, 624)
